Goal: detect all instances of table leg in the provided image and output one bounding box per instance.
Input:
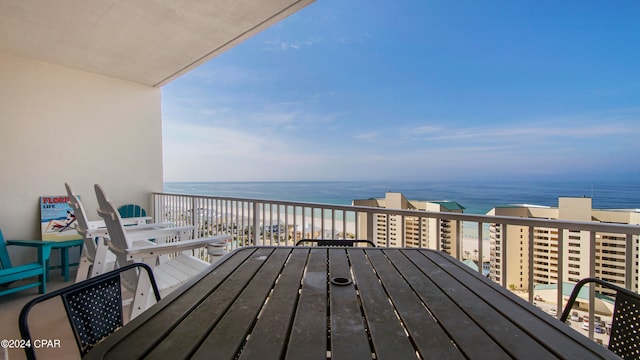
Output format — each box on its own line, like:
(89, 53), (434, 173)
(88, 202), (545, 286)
(45, 258), (51, 282)
(44, 247), (69, 282)
(42, 241), (82, 282)
(61, 247), (70, 281)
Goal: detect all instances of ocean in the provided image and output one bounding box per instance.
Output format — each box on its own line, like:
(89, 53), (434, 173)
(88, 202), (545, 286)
(163, 180), (640, 215)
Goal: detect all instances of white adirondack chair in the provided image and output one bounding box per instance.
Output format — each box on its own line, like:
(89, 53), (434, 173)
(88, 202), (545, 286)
(94, 184), (230, 318)
(66, 183), (117, 282)
(65, 183), (174, 282)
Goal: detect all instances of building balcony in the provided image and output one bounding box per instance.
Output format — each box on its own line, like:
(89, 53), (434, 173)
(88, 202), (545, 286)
(2, 190), (639, 358)
(151, 192), (639, 294)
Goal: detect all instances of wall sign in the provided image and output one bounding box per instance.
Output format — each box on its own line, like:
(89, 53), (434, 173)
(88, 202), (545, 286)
(40, 196), (82, 241)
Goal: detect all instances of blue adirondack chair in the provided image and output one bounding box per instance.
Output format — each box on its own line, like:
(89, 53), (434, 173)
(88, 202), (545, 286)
(118, 204), (147, 218)
(0, 229), (53, 297)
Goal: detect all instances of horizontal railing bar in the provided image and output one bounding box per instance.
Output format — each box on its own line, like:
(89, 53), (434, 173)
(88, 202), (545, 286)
(154, 192), (640, 236)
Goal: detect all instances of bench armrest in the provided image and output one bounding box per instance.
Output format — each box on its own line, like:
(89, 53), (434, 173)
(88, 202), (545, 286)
(112, 235), (231, 260)
(124, 226), (196, 242)
(4, 240), (53, 263)
(6, 240), (52, 247)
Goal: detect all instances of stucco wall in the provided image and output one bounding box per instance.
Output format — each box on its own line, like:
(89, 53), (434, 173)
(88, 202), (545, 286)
(0, 52), (162, 253)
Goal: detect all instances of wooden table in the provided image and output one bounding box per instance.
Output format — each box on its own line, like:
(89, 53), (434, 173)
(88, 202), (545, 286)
(87, 247), (618, 359)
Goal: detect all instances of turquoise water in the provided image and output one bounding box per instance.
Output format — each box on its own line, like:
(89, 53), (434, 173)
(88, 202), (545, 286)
(164, 180), (640, 215)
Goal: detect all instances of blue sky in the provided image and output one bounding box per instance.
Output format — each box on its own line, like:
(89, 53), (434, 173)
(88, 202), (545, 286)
(162, 0), (640, 182)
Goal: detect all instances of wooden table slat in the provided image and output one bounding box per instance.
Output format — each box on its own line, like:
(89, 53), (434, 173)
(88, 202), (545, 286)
(384, 249), (512, 360)
(420, 250), (617, 359)
(348, 249), (421, 360)
(190, 248), (292, 359)
(286, 249), (329, 360)
(140, 247), (274, 359)
(361, 249), (466, 360)
(328, 249), (372, 360)
(403, 249), (559, 359)
(100, 247), (259, 359)
(238, 248), (308, 360)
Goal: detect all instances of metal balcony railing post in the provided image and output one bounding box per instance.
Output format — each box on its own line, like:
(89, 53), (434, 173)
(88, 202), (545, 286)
(585, 230), (597, 340)
(477, 222), (483, 273)
(436, 219), (441, 252)
(252, 202), (260, 246)
(456, 220), (462, 260)
(556, 228), (564, 319)
(366, 211), (374, 243)
(501, 224), (507, 288)
(626, 233), (634, 290)
(528, 226), (534, 303)
(190, 197), (197, 238)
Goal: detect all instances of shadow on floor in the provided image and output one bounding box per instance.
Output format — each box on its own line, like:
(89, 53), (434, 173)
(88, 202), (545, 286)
(1, 271), (80, 360)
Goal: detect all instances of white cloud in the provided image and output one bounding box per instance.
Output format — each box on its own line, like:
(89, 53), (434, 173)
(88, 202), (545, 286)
(409, 125), (442, 134)
(419, 121), (637, 143)
(186, 65), (272, 86)
(164, 76), (640, 181)
(263, 38), (320, 52)
(250, 109), (302, 127)
(164, 117), (639, 181)
(163, 119), (351, 181)
(353, 131), (378, 141)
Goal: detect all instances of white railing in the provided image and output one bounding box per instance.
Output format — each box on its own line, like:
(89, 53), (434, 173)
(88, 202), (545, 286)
(152, 191), (640, 342)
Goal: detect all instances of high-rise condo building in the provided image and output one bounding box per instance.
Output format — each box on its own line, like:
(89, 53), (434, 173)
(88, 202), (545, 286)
(487, 197), (640, 296)
(352, 192), (464, 255)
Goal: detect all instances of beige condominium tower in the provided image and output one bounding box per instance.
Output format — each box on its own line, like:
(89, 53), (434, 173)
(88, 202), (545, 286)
(352, 192), (465, 255)
(487, 197), (639, 296)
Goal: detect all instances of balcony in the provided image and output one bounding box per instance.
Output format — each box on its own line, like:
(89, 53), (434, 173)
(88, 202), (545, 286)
(0, 0), (634, 357)
(2, 190), (639, 359)
(155, 190), (638, 265)
(151, 191), (640, 343)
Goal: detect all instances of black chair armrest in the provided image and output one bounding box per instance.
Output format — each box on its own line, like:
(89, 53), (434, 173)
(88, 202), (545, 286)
(560, 277), (636, 322)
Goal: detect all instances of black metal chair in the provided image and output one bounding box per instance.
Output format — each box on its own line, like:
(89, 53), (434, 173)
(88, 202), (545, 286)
(560, 277), (640, 359)
(295, 239), (376, 247)
(19, 263), (161, 359)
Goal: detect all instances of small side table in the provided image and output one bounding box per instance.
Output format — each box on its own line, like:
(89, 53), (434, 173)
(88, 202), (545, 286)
(47, 239), (84, 281)
(7, 239), (84, 282)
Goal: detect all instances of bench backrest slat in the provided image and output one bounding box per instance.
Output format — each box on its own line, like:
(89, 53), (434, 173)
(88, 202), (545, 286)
(0, 230), (13, 270)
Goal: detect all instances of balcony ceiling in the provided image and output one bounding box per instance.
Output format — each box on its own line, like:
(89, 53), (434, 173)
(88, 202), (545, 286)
(0, 0), (314, 87)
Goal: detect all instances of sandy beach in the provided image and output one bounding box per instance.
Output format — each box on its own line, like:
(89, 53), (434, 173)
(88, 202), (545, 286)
(253, 212), (490, 257)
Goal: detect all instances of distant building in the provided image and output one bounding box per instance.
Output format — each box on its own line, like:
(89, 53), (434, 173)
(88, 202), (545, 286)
(463, 259), (491, 277)
(487, 197), (640, 296)
(534, 283), (615, 315)
(352, 192), (464, 256)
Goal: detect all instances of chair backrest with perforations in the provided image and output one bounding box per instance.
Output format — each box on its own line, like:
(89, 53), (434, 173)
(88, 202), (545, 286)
(19, 263), (160, 360)
(295, 239), (376, 247)
(608, 291), (640, 359)
(560, 277), (640, 359)
(62, 271), (124, 355)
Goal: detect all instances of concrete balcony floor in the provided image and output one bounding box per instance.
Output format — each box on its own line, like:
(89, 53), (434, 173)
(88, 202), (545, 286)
(1, 270), (81, 360)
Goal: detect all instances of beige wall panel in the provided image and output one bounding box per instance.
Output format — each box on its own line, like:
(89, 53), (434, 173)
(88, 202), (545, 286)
(0, 53), (162, 247)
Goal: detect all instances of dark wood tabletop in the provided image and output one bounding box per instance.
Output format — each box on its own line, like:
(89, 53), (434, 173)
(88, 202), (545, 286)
(86, 247), (618, 359)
